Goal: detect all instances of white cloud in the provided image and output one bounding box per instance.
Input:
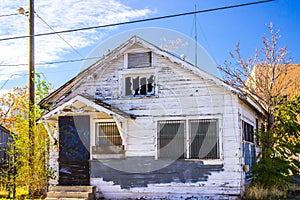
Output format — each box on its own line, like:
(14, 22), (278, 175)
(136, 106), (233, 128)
(0, 0), (152, 82)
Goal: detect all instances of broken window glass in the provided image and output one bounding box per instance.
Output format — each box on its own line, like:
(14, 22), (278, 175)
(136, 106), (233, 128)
(124, 75), (155, 97)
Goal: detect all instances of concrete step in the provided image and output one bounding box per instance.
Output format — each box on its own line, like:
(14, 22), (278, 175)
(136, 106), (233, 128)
(46, 191), (93, 199)
(46, 186), (96, 200)
(49, 186), (96, 193)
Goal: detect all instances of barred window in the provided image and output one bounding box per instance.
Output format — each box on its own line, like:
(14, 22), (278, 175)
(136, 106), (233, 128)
(95, 122), (122, 146)
(158, 120), (185, 159)
(189, 119), (219, 159)
(158, 119), (219, 160)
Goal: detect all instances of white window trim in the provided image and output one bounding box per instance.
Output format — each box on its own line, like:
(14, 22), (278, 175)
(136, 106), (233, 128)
(154, 115), (223, 164)
(240, 115), (256, 145)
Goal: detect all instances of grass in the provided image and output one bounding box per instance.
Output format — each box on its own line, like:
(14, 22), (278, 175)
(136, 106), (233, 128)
(243, 184), (300, 200)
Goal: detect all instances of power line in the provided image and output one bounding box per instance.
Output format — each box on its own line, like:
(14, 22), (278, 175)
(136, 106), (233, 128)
(0, 0), (275, 42)
(0, 13), (19, 18)
(0, 74), (25, 90)
(35, 12), (85, 58)
(0, 56), (101, 67)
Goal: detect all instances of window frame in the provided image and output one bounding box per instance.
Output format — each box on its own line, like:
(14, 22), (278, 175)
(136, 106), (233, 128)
(242, 120), (254, 143)
(119, 68), (157, 98)
(124, 51), (153, 69)
(127, 52), (152, 69)
(91, 119), (123, 146)
(156, 117), (221, 161)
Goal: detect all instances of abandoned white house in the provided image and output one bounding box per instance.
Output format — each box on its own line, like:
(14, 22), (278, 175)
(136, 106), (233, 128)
(40, 36), (264, 199)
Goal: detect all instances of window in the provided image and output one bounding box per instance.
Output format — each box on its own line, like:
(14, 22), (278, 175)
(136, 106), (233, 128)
(158, 120), (185, 158)
(158, 119), (219, 159)
(242, 120), (256, 182)
(189, 119), (219, 159)
(242, 121), (254, 143)
(95, 122), (122, 146)
(125, 75), (154, 96)
(128, 52), (151, 68)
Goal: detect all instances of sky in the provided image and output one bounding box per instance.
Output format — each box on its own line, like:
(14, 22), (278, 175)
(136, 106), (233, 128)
(0, 0), (299, 96)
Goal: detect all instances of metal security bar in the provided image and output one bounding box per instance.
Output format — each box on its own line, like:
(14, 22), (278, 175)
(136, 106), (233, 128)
(189, 119), (219, 159)
(95, 122), (122, 146)
(158, 120), (185, 159)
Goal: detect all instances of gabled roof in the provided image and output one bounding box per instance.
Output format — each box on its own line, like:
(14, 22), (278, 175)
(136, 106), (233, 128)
(40, 95), (135, 122)
(40, 35), (264, 115)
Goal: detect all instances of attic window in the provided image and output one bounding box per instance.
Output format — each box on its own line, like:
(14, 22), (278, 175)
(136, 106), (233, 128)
(128, 52), (151, 68)
(125, 75), (154, 96)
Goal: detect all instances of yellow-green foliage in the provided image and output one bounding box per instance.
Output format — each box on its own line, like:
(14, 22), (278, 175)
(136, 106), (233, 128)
(0, 73), (53, 198)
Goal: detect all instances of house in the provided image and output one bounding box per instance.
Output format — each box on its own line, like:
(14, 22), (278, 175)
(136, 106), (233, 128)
(0, 125), (12, 167)
(39, 36), (264, 199)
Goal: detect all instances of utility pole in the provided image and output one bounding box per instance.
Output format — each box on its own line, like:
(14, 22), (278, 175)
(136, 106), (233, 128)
(29, 0), (34, 106)
(28, 0), (35, 195)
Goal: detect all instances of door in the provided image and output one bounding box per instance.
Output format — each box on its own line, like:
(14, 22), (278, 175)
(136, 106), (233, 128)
(58, 116), (90, 185)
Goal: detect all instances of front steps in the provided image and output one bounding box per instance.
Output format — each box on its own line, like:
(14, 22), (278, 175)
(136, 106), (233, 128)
(46, 186), (96, 200)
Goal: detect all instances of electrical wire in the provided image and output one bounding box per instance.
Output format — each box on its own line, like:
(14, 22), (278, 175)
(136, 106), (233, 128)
(0, 13), (19, 18)
(35, 12), (85, 58)
(0, 74), (25, 89)
(0, 0), (275, 90)
(0, 56), (101, 67)
(0, 0), (274, 42)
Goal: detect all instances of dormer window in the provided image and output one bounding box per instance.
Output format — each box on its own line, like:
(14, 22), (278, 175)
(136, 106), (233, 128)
(128, 52), (152, 68)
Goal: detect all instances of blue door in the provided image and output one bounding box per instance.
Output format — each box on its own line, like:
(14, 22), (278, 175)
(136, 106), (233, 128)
(58, 116), (90, 185)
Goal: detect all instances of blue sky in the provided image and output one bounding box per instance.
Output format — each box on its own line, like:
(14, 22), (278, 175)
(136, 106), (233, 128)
(0, 0), (299, 95)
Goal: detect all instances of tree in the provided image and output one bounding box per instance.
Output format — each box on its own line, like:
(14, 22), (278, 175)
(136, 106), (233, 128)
(218, 23), (300, 187)
(0, 73), (54, 197)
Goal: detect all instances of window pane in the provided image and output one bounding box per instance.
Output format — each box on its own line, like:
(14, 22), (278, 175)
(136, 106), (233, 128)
(147, 75), (154, 95)
(140, 77), (147, 95)
(125, 77), (132, 96)
(96, 122), (122, 146)
(132, 76), (140, 96)
(158, 120), (185, 159)
(128, 52), (151, 68)
(190, 119), (219, 159)
(242, 121), (254, 143)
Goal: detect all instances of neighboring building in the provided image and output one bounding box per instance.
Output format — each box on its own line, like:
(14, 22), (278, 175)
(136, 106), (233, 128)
(40, 36), (264, 199)
(280, 64), (300, 97)
(0, 125), (12, 166)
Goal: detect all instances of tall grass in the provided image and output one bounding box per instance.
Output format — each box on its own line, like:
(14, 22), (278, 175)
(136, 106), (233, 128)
(243, 184), (300, 199)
